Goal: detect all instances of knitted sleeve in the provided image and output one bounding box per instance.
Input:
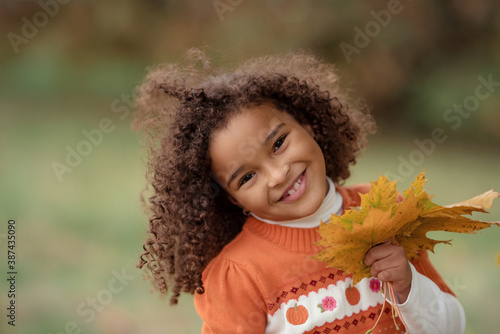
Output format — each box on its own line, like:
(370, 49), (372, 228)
(410, 250), (455, 296)
(194, 255), (267, 334)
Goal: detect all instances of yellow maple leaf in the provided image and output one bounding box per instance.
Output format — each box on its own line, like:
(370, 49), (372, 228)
(313, 170), (500, 285)
(315, 208), (393, 283)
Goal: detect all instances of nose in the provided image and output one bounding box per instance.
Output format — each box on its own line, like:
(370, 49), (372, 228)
(266, 160), (290, 188)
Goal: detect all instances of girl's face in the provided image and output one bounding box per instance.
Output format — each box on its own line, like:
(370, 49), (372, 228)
(209, 104), (329, 221)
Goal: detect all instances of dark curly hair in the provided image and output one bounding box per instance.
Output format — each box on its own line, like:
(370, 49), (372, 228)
(133, 49), (375, 305)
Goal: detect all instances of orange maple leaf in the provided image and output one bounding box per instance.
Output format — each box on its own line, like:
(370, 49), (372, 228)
(313, 170), (500, 285)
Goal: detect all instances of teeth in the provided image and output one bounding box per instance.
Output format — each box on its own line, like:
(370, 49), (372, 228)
(284, 174), (304, 198)
(287, 179), (301, 196)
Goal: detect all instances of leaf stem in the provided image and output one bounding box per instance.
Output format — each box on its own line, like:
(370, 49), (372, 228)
(388, 282), (409, 333)
(365, 281), (387, 334)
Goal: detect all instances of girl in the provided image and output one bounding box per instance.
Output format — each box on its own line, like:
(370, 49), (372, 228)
(134, 49), (465, 333)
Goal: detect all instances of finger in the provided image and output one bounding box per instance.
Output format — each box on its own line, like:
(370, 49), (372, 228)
(371, 258), (412, 289)
(377, 265), (412, 296)
(369, 254), (400, 278)
(364, 243), (400, 266)
(369, 250), (409, 279)
(373, 264), (406, 282)
(373, 239), (392, 247)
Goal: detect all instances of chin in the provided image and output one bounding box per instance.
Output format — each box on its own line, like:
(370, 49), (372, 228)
(305, 200), (323, 216)
(295, 197), (323, 218)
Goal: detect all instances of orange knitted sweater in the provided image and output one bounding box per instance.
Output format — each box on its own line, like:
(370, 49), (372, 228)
(194, 184), (455, 333)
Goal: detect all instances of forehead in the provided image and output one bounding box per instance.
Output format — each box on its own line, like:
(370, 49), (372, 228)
(209, 104), (295, 181)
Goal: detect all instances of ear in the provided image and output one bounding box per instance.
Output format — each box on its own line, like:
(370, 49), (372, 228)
(228, 194), (241, 207)
(228, 193), (250, 215)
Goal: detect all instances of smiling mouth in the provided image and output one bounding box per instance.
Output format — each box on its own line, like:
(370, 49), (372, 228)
(280, 170), (306, 202)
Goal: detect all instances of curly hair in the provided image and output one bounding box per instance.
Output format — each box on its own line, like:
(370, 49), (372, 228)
(133, 49), (375, 305)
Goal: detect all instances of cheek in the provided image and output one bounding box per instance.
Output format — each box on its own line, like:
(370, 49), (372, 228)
(236, 188), (268, 210)
(317, 147), (326, 167)
(308, 143), (327, 175)
(310, 139), (325, 162)
(302, 137), (325, 162)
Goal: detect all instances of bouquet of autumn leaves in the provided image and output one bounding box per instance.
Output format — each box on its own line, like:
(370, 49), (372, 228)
(312, 170), (499, 333)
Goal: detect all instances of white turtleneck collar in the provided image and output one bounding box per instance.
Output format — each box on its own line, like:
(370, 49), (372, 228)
(250, 177), (342, 229)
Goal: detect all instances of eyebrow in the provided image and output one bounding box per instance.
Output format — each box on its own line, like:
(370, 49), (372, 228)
(226, 123), (286, 187)
(264, 123), (286, 146)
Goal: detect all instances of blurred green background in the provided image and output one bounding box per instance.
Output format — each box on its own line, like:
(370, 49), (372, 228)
(1, 1), (499, 333)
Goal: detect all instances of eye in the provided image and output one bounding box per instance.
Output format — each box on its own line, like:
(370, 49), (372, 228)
(239, 172), (255, 187)
(273, 134), (287, 152)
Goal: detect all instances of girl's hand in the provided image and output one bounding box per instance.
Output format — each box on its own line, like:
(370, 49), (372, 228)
(364, 241), (412, 303)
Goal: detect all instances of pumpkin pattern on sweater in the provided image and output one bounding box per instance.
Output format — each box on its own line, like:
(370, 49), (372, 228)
(194, 184), (458, 333)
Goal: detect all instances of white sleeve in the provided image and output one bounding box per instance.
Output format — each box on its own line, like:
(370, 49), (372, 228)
(389, 262), (466, 334)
